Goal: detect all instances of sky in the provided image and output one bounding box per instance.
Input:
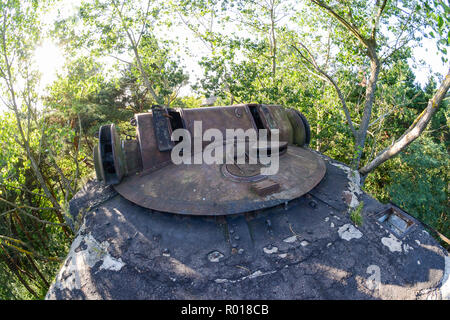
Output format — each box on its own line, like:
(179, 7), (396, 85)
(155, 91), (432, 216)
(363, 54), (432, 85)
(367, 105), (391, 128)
(1, 1), (447, 113)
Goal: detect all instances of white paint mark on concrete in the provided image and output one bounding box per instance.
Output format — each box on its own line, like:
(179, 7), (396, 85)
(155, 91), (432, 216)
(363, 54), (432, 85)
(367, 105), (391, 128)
(330, 222), (335, 228)
(403, 243), (413, 253)
(283, 235), (297, 243)
(263, 246), (279, 254)
(215, 278), (228, 284)
(215, 269), (277, 284)
(366, 265), (381, 291)
(300, 241), (309, 247)
(330, 161), (363, 209)
(278, 253), (287, 258)
(381, 234), (402, 253)
(46, 224), (125, 298)
(99, 255), (125, 272)
(338, 224), (363, 241)
(329, 161), (350, 173)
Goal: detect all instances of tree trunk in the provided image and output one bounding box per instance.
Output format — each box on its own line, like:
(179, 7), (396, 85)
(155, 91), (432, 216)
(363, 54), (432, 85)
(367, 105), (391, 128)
(359, 69), (450, 176)
(353, 48), (380, 169)
(270, 2), (276, 78)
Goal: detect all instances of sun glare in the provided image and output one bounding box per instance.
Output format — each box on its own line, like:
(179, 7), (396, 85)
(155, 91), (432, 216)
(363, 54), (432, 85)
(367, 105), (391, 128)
(34, 40), (66, 91)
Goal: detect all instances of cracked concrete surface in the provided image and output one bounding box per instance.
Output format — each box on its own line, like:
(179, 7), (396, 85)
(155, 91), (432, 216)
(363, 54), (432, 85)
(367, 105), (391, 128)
(46, 154), (449, 300)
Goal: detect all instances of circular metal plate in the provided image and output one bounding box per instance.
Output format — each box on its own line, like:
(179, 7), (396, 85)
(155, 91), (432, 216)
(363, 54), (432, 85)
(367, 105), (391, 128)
(114, 145), (326, 215)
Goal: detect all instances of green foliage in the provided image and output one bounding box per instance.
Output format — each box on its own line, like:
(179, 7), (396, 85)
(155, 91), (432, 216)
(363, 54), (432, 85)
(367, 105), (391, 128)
(387, 136), (449, 237)
(421, 0), (450, 60)
(350, 201), (364, 226)
(0, 113), (71, 300)
(0, 0), (448, 300)
(55, 0), (189, 106)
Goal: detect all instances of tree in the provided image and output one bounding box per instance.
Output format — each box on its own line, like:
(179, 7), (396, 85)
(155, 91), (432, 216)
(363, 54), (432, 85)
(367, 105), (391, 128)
(291, 0), (449, 182)
(55, 0), (188, 107)
(360, 68), (449, 175)
(0, 0), (76, 299)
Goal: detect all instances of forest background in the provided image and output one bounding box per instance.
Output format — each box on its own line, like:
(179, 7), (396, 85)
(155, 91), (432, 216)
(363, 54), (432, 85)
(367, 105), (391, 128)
(0, 0), (448, 299)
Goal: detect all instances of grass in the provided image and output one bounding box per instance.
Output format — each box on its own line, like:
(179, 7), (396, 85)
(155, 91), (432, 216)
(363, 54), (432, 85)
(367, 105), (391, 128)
(350, 201), (364, 226)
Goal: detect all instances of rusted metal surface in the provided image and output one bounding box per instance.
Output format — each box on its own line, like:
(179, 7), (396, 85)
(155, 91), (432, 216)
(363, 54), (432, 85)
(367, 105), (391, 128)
(135, 113), (171, 171)
(113, 145), (326, 215)
(262, 105), (294, 144)
(95, 124), (124, 185)
(122, 139), (142, 175)
(286, 109), (306, 146)
(250, 179), (280, 196)
(180, 105), (256, 150)
(376, 205), (417, 238)
(95, 104), (326, 216)
(152, 107), (174, 152)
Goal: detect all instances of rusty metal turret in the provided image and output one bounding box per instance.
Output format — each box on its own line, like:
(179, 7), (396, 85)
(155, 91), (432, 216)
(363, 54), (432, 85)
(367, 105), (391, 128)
(93, 104), (326, 215)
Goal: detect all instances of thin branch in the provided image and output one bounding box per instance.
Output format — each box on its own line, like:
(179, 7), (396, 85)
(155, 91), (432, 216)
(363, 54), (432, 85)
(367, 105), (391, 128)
(0, 197), (68, 227)
(292, 43), (357, 138)
(371, 0), (388, 40)
(360, 69), (450, 176)
(310, 0), (369, 48)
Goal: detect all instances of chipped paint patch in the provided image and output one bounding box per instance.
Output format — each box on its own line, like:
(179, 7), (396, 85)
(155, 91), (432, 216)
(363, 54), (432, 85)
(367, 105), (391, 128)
(283, 235), (297, 243)
(263, 246), (279, 254)
(99, 255), (125, 272)
(403, 244), (413, 254)
(46, 224), (125, 299)
(338, 224), (363, 241)
(330, 161), (362, 209)
(381, 234), (402, 253)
